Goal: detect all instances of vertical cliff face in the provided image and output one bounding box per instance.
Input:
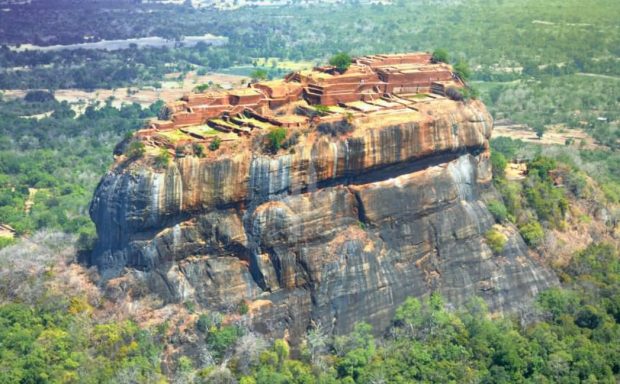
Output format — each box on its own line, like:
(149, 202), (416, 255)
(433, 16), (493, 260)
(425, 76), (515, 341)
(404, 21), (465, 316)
(90, 99), (556, 340)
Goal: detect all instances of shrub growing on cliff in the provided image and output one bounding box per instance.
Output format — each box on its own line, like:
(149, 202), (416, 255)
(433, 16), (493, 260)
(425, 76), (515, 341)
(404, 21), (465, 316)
(267, 127), (287, 153)
(209, 137), (221, 151)
(524, 178), (568, 227)
(273, 339), (290, 369)
(485, 228), (508, 254)
(196, 314), (210, 333)
(564, 170), (588, 198)
(528, 156), (557, 180)
(329, 52), (352, 73)
(523, 159), (568, 228)
(193, 143), (205, 157)
(238, 300), (249, 315)
(488, 200), (510, 223)
(154, 148), (171, 168)
(196, 312), (223, 334)
(519, 219), (544, 246)
(126, 141), (145, 159)
(431, 49), (449, 64)
(491, 151), (508, 179)
(207, 325), (243, 359)
(453, 59), (472, 81)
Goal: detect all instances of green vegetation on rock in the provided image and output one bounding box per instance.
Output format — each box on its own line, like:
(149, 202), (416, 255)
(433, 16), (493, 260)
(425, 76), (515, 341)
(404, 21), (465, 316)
(519, 219), (545, 246)
(209, 137), (222, 151)
(329, 52), (352, 73)
(453, 59), (472, 81)
(485, 228), (508, 254)
(154, 148), (171, 169)
(431, 49), (449, 64)
(266, 127), (287, 153)
(193, 142), (205, 157)
(126, 141), (146, 159)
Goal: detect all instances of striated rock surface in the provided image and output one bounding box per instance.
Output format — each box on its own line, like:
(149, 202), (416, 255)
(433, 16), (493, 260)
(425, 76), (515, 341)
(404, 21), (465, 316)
(90, 99), (556, 341)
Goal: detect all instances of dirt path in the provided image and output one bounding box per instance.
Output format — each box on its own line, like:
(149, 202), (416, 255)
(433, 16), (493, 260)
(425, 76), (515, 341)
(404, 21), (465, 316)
(25, 188), (37, 214)
(577, 73), (620, 81)
(19, 111), (54, 120)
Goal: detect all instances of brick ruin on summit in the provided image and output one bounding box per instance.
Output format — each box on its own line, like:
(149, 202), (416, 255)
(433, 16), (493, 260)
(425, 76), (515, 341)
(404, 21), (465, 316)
(139, 53), (464, 150)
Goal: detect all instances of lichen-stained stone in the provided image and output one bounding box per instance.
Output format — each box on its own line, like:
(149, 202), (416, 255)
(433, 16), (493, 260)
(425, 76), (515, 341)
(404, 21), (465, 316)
(89, 99), (556, 343)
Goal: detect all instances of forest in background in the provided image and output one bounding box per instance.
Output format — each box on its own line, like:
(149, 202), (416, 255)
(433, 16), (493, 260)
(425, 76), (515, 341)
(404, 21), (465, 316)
(0, 0), (618, 243)
(0, 0), (619, 382)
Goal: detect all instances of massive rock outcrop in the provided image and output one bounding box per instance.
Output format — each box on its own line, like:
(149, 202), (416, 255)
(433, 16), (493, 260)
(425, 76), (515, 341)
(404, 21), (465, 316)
(90, 98), (556, 342)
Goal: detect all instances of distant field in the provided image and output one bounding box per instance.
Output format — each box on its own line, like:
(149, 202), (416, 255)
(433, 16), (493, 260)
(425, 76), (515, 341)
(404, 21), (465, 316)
(493, 124), (604, 151)
(2, 71), (249, 114)
(0, 0), (618, 148)
(8, 34), (227, 52)
(253, 57), (316, 71)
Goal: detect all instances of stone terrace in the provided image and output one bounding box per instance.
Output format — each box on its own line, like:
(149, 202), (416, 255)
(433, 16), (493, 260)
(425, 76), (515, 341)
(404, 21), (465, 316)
(138, 52), (465, 152)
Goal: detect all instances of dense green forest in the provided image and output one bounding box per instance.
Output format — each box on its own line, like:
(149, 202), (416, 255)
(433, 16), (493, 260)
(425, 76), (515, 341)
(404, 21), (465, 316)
(2, 0), (619, 87)
(1, 106), (619, 382)
(0, 92), (162, 246)
(1, 236), (618, 383)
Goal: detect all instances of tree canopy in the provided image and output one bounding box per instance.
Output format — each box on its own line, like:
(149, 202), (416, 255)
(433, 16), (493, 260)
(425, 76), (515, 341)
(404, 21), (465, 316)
(431, 48), (449, 63)
(329, 52), (352, 73)
(453, 59), (472, 81)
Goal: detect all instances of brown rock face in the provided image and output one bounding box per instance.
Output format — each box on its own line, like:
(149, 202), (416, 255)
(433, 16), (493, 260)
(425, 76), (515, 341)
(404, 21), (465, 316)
(89, 99), (556, 341)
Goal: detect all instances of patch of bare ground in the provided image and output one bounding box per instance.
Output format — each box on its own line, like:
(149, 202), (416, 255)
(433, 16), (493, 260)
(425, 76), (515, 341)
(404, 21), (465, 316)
(505, 162), (527, 181)
(18, 111), (54, 120)
(0, 224), (15, 239)
(24, 187), (37, 213)
(577, 72), (620, 81)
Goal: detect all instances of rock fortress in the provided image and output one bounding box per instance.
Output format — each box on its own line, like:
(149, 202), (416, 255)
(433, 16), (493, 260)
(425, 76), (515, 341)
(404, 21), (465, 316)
(89, 52), (556, 344)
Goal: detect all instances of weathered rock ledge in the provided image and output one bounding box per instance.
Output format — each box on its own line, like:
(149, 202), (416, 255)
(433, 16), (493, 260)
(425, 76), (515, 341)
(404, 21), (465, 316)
(89, 99), (556, 341)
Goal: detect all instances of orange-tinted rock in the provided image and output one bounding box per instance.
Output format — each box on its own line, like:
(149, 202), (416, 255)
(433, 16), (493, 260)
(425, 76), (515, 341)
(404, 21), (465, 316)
(147, 52), (464, 133)
(90, 94), (556, 344)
